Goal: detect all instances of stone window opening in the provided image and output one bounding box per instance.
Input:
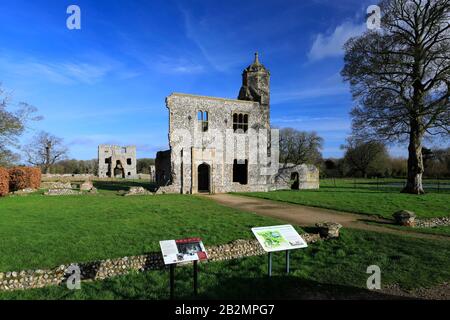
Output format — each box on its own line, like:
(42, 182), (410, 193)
(127, 158), (132, 165)
(233, 113), (248, 133)
(233, 159), (248, 185)
(105, 157), (111, 164)
(198, 111), (209, 132)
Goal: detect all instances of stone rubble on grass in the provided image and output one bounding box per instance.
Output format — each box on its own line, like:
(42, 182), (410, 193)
(0, 234), (324, 292)
(80, 181), (94, 192)
(415, 217), (450, 228)
(124, 187), (153, 196)
(89, 187), (98, 194)
(315, 222), (343, 239)
(44, 189), (82, 196)
(393, 210), (416, 227)
(41, 181), (72, 190)
(11, 188), (37, 195)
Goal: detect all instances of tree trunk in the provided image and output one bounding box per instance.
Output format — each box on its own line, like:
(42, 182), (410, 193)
(402, 124), (425, 194)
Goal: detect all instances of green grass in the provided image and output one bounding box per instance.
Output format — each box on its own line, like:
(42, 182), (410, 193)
(237, 178), (450, 219)
(1, 180), (449, 299)
(0, 188), (283, 272)
(364, 223), (450, 237)
(1, 229), (449, 300)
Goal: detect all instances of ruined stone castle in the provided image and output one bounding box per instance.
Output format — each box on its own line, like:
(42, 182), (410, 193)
(98, 145), (137, 179)
(155, 53), (319, 194)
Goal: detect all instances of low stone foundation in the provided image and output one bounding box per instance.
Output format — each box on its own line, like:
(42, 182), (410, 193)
(0, 235), (323, 292)
(415, 217), (450, 228)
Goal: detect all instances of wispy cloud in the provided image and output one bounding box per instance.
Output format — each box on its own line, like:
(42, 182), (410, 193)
(178, 6), (248, 72)
(272, 85), (349, 104)
(0, 53), (139, 85)
(272, 116), (351, 132)
(153, 55), (205, 74)
(308, 21), (365, 62)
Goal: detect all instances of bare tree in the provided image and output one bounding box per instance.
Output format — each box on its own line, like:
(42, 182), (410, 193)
(279, 128), (324, 166)
(0, 84), (41, 165)
(24, 131), (68, 174)
(342, 0), (450, 194)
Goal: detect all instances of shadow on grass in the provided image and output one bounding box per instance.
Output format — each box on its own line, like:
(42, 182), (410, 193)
(93, 180), (157, 192)
(194, 275), (412, 300)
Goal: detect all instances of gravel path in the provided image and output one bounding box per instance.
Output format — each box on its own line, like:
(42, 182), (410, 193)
(207, 194), (450, 241)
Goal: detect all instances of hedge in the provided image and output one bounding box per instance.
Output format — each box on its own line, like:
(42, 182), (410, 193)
(8, 167), (42, 192)
(0, 167), (9, 196)
(24, 167), (41, 189)
(8, 167), (29, 192)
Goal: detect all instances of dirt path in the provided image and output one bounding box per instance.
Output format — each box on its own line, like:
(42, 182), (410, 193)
(207, 194), (449, 241)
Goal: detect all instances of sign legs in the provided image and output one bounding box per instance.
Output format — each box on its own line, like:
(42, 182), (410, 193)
(268, 252), (272, 277)
(286, 250), (290, 274)
(193, 260), (198, 296)
(169, 264), (175, 300)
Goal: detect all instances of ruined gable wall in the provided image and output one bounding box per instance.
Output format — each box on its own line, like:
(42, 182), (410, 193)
(98, 145), (137, 179)
(166, 93), (271, 193)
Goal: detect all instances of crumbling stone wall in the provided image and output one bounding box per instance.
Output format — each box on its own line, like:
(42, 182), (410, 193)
(98, 145), (137, 179)
(157, 93), (271, 194)
(273, 164), (320, 190)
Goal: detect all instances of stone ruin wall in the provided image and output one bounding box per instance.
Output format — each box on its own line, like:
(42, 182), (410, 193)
(98, 145), (137, 179)
(156, 93), (272, 194)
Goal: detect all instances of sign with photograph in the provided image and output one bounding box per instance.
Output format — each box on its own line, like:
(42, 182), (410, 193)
(160, 238), (208, 265)
(252, 225), (307, 252)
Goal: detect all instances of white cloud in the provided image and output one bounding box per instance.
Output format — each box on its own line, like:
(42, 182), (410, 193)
(308, 21), (365, 62)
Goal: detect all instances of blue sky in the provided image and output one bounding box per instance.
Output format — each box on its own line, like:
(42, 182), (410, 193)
(0, 0), (394, 160)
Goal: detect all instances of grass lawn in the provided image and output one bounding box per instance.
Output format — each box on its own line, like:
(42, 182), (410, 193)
(237, 178), (450, 219)
(0, 183), (283, 272)
(1, 228), (449, 300)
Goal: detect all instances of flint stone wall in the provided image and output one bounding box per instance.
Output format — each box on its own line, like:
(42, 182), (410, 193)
(272, 164), (320, 190)
(0, 235), (321, 292)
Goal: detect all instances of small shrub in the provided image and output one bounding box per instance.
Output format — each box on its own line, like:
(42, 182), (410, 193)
(0, 167), (9, 196)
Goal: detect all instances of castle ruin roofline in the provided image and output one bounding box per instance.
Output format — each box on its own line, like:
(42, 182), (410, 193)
(166, 92), (259, 105)
(98, 144), (136, 149)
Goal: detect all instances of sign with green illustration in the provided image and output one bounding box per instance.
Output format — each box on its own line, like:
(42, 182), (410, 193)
(252, 225), (307, 252)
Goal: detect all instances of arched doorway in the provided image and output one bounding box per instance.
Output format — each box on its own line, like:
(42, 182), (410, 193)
(290, 172), (299, 190)
(198, 163), (210, 193)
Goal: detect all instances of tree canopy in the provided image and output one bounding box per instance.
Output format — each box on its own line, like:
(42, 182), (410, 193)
(342, 0), (450, 193)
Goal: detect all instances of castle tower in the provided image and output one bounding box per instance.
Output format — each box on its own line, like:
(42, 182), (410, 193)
(238, 52), (270, 127)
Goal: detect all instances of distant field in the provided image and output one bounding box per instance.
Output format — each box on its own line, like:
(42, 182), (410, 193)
(237, 178), (450, 219)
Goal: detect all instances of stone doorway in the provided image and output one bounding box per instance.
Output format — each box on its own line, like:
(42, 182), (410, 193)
(291, 172), (299, 190)
(198, 163), (210, 193)
(114, 160), (125, 178)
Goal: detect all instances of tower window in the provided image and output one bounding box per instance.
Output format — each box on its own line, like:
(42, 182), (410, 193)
(233, 113), (248, 133)
(198, 111), (209, 132)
